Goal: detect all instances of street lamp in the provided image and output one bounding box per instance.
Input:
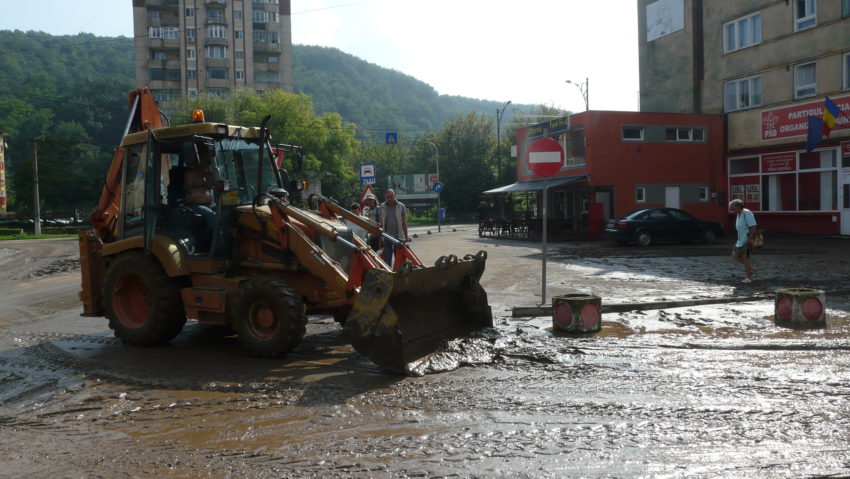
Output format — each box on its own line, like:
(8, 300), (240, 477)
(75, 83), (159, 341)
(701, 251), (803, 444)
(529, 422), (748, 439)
(565, 77), (589, 111)
(412, 139), (441, 233)
(496, 100), (511, 182)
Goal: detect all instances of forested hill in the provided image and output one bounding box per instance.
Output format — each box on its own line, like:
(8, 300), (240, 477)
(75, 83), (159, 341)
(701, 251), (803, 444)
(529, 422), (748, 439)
(293, 45), (512, 140)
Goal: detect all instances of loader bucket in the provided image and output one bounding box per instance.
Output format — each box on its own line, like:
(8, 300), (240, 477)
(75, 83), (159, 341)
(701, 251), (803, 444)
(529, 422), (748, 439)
(344, 251), (493, 375)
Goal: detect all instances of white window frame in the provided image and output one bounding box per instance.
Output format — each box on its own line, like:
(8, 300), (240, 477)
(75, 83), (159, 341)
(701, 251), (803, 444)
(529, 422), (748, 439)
(795, 62), (817, 99)
(235, 30), (244, 40)
(207, 25), (226, 39)
(844, 52), (850, 90)
(186, 47), (196, 60)
(621, 126), (644, 141)
(724, 75), (762, 112)
(234, 9), (243, 20)
(665, 127), (706, 142)
(235, 50), (245, 60)
(185, 7), (195, 17)
(236, 70), (245, 81)
(699, 186), (710, 202)
(795, 0), (817, 31)
(206, 45), (227, 59)
(723, 12), (761, 53)
(186, 28), (196, 42)
(636, 187), (647, 203)
(187, 69), (196, 80)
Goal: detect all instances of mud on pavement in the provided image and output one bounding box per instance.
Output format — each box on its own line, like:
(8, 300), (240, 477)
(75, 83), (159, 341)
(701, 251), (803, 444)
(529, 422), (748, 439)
(2, 232), (850, 478)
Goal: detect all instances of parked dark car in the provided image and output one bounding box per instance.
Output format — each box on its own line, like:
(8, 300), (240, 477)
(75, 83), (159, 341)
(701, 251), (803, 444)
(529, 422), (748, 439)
(604, 208), (724, 246)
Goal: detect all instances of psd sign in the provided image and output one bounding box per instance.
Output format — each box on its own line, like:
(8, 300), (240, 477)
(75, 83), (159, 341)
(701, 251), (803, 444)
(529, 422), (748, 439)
(527, 137), (564, 177)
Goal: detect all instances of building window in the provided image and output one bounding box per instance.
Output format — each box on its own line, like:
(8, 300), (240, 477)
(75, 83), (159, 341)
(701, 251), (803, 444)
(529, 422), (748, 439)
(151, 51), (167, 60)
(252, 11), (279, 23)
(187, 47), (196, 60)
(636, 187), (646, 203)
(795, 62), (816, 99)
(188, 88), (198, 97)
(234, 9), (243, 20)
(185, 7), (195, 17)
(795, 0), (817, 31)
(207, 68), (228, 80)
(665, 127), (705, 142)
(724, 75), (762, 112)
(152, 89), (180, 102)
(187, 69), (196, 80)
(621, 126), (644, 141)
(724, 12), (761, 53)
(844, 0), (850, 18)
(253, 31), (279, 43)
(208, 25), (226, 39)
(149, 68), (181, 81)
(730, 157), (760, 175)
(699, 186), (710, 202)
(235, 30), (244, 40)
(236, 70), (245, 81)
(149, 26), (179, 39)
(206, 45), (227, 59)
(235, 50), (245, 60)
(208, 9), (225, 21)
(186, 28), (196, 42)
(207, 88), (230, 98)
(255, 70), (280, 83)
(844, 52), (850, 90)
(148, 11), (161, 20)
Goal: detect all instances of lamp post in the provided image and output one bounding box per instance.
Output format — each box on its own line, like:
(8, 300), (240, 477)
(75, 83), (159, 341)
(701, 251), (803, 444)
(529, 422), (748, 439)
(496, 100), (511, 182)
(413, 139), (440, 232)
(565, 77), (589, 111)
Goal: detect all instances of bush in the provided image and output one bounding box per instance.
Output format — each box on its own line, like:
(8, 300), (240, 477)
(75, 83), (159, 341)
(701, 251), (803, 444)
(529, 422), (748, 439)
(0, 228), (24, 235)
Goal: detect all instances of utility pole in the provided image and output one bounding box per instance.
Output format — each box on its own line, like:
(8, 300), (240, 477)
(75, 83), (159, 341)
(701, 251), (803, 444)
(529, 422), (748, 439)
(31, 138), (41, 235)
(496, 100), (511, 182)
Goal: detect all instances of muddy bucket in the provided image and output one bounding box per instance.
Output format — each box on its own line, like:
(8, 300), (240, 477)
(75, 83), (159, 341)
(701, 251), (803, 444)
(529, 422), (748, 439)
(345, 252), (493, 374)
(775, 288), (826, 328)
(553, 294), (602, 333)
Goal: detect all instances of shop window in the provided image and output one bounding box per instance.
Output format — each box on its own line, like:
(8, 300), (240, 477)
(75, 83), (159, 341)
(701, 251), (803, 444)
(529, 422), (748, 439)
(724, 75), (762, 112)
(621, 126), (644, 141)
(795, 0), (817, 31)
(730, 157), (760, 175)
(799, 149), (836, 169)
(762, 173), (797, 211)
(636, 187), (646, 203)
(566, 129), (585, 167)
(724, 12), (761, 53)
(795, 62), (816, 99)
(798, 171), (836, 211)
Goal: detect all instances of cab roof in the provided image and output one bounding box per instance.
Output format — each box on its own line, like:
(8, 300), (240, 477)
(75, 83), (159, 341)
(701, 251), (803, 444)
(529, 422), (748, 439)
(121, 122), (262, 147)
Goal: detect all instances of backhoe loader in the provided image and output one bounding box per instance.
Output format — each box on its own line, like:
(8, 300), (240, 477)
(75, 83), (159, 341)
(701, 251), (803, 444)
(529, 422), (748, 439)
(79, 88), (492, 374)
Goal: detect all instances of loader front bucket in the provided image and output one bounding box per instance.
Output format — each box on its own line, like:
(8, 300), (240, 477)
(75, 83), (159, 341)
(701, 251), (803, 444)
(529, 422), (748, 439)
(344, 251), (493, 375)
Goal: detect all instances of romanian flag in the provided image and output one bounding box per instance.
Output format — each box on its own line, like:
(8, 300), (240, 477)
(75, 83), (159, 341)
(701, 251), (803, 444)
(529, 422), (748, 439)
(822, 96), (840, 137)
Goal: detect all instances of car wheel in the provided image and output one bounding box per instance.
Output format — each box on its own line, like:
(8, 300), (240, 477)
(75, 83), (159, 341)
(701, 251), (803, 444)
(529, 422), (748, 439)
(702, 228), (717, 244)
(636, 230), (652, 247)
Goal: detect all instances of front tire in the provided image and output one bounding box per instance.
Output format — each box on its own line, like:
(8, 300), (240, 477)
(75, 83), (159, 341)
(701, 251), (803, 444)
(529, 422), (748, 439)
(103, 252), (187, 346)
(234, 278), (307, 357)
(636, 230), (652, 247)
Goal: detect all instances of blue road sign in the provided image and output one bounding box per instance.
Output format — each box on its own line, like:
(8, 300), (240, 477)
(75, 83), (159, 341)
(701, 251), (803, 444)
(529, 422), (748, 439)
(432, 181), (444, 193)
(385, 132), (398, 144)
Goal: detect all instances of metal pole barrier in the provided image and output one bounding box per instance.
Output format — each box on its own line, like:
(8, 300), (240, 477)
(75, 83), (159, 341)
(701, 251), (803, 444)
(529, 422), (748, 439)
(542, 177), (548, 304)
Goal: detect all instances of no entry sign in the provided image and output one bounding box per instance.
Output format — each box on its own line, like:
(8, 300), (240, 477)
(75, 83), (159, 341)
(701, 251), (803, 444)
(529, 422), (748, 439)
(527, 137), (564, 177)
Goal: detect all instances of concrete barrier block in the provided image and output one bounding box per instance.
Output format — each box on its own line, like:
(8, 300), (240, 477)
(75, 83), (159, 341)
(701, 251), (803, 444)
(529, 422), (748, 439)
(553, 294), (601, 333)
(775, 288), (826, 328)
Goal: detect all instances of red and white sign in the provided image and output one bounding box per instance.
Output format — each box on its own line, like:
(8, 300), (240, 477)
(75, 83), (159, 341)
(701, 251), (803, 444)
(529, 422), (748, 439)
(527, 138), (564, 177)
(359, 184), (376, 204)
(761, 95), (850, 141)
(761, 152), (796, 173)
(842, 141), (850, 158)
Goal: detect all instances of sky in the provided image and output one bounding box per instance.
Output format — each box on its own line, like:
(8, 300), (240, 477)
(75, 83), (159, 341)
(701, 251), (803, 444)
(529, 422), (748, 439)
(0, 0), (640, 115)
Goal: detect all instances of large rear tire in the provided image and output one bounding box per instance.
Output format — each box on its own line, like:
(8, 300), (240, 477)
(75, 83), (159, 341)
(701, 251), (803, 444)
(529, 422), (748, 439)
(234, 278), (307, 357)
(103, 251), (187, 346)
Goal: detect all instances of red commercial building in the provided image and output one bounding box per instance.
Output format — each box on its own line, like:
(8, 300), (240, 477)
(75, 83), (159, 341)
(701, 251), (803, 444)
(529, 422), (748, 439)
(483, 110), (727, 239)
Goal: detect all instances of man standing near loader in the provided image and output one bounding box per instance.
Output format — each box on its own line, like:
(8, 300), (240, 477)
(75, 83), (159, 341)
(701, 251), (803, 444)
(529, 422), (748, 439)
(378, 189), (409, 267)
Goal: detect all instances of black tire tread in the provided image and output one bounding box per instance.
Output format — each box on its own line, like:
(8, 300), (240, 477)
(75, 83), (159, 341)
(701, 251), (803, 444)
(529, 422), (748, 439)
(234, 278), (306, 357)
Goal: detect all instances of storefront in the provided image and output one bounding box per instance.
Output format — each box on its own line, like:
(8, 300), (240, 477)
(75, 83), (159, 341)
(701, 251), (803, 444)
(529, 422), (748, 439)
(482, 110), (726, 239)
(727, 95), (850, 235)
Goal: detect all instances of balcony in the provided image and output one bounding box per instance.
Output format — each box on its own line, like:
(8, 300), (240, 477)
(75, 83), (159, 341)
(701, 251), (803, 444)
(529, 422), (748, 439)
(205, 37), (228, 46)
(252, 42), (280, 53)
(205, 58), (229, 68)
(206, 17), (227, 26)
(146, 0), (179, 7)
(148, 38), (180, 49)
(205, 0), (226, 5)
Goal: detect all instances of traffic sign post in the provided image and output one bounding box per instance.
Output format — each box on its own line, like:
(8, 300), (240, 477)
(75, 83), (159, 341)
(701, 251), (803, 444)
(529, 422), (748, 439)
(527, 138), (565, 305)
(359, 163), (376, 185)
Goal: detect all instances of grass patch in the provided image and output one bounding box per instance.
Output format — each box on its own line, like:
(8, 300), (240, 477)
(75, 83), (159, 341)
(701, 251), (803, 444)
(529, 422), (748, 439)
(0, 233), (77, 240)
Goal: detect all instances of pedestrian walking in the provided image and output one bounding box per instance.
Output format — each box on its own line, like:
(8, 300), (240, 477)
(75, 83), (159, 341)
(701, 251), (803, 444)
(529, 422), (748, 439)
(729, 198), (757, 283)
(362, 193), (380, 252)
(377, 189), (409, 267)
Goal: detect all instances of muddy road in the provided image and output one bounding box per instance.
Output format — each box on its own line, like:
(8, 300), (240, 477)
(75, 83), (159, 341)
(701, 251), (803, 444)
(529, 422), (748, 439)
(2, 230), (850, 478)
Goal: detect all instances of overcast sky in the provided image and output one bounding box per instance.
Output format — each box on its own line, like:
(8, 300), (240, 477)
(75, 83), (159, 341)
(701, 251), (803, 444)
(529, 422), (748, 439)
(0, 0), (640, 114)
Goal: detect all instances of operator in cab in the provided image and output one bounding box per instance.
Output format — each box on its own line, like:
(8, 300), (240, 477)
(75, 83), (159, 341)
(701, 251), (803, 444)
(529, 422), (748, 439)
(183, 144), (216, 236)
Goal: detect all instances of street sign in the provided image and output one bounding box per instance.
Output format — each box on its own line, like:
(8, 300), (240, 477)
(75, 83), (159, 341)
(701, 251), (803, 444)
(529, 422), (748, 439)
(359, 184), (377, 204)
(386, 132), (398, 144)
(527, 137), (564, 177)
(359, 163), (376, 185)
(432, 181), (444, 193)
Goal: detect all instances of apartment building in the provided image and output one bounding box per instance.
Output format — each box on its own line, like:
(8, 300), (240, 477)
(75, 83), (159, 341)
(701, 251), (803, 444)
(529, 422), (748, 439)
(638, 0), (850, 234)
(132, 0), (294, 112)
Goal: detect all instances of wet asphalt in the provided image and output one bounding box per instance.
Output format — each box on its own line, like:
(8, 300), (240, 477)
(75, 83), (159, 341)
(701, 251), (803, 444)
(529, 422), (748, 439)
(1, 230), (850, 478)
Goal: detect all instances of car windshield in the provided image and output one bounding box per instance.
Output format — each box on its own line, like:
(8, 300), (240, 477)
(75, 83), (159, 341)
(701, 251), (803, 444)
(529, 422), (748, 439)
(217, 138), (280, 205)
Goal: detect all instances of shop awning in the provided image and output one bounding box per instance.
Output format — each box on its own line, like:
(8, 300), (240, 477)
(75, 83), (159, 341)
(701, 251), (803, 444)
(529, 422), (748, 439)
(482, 174), (588, 195)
